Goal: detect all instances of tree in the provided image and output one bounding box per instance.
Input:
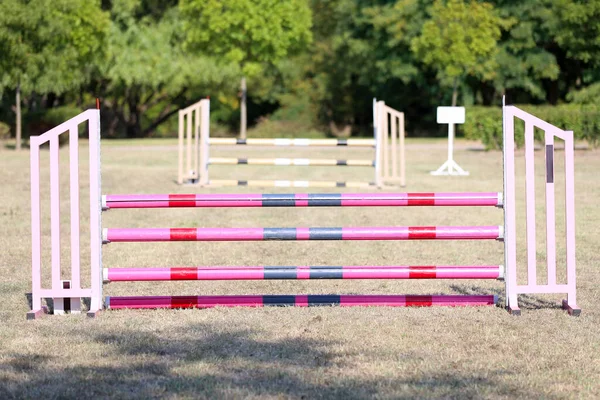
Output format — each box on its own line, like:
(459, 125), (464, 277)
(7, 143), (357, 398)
(411, 0), (503, 106)
(97, 0), (239, 138)
(550, 0), (600, 67)
(180, 0), (312, 138)
(0, 0), (108, 149)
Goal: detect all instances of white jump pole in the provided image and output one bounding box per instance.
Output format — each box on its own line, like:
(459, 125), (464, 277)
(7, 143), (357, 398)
(431, 106), (469, 176)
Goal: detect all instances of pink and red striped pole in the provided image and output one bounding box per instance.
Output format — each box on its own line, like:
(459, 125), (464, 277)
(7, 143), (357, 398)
(103, 226), (503, 243)
(104, 265), (503, 281)
(106, 294), (498, 309)
(103, 192), (503, 209)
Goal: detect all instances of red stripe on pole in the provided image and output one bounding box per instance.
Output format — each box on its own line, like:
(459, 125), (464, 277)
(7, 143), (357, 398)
(408, 226), (436, 239)
(170, 296), (198, 308)
(408, 266), (436, 279)
(406, 295), (433, 307)
(170, 268), (198, 280)
(168, 194), (196, 207)
(170, 228), (197, 241)
(407, 193), (435, 206)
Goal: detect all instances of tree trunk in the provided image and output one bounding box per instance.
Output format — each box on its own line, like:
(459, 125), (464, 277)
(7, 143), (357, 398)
(126, 94), (143, 138)
(240, 76), (247, 139)
(451, 77), (458, 107)
(16, 82), (22, 151)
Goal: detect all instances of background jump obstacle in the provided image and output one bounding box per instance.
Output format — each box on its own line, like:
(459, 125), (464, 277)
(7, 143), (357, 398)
(177, 98), (405, 188)
(28, 102), (579, 318)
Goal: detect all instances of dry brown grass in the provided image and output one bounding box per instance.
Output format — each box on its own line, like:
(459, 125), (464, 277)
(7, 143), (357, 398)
(1, 139), (599, 399)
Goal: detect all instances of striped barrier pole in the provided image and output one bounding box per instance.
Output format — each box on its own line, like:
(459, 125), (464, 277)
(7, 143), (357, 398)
(102, 226), (503, 243)
(103, 192), (503, 209)
(206, 180), (376, 188)
(106, 294), (498, 309)
(208, 157), (375, 167)
(103, 265), (504, 282)
(208, 138), (375, 147)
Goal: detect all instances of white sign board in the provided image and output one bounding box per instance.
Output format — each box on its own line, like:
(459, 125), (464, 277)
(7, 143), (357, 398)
(437, 107), (465, 124)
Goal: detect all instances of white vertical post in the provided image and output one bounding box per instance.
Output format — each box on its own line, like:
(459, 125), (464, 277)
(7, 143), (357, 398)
(177, 111), (184, 184)
(399, 112), (405, 187)
(199, 99), (210, 186)
(194, 107), (200, 181)
(186, 112), (192, 178)
(373, 99), (382, 187)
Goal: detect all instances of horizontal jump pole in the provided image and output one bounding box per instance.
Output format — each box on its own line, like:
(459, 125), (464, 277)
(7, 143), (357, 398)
(205, 180), (376, 188)
(106, 294), (498, 309)
(103, 265), (503, 282)
(103, 226), (503, 243)
(103, 192), (503, 209)
(208, 157), (375, 167)
(208, 138), (375, 147)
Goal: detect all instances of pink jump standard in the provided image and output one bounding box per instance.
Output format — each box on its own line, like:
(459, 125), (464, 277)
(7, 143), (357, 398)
(28, 99), (580, 318)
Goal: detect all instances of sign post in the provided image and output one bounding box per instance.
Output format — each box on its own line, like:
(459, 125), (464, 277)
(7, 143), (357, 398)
(431, 106), (469, 176)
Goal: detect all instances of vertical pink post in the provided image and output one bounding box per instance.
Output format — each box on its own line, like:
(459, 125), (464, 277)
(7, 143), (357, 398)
(27, 138), (43, 319)
(545, 131), (556, 286)
(524, 122), (536, 286)
(563, 131), (578, 314)
(503, 102), (520, 314)
(375, 101), (384, 188)
(69, 126), (81, 313)
(49, 136), (61, 313)
(194, 106), (200, 181)
(88, 110), (103, 317)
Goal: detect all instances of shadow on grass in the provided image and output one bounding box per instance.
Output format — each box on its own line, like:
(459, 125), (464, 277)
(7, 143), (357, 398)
(0, 323), (550, 399)
(450, 284), (563, 311)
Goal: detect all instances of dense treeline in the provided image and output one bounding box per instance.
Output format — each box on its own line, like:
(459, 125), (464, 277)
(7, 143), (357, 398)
(1, 0), (599, 148)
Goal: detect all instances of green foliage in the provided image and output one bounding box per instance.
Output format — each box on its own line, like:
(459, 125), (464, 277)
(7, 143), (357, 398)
(18, 105), (85, 146)
(25, 106), (84, 135)
(0, 121), (10, 140)
(248, 91), (323, 138)
(0, 0), (109, 94)
(411, 0), (503, 87)
(99, 0), (240, 137)
(489, 0), (560, 101)
(464, 104), (600, 149)
(180, 0), (312, 77)
(567, 82), (600, 104)
(248, 119), (325, 139)
(550, 0), (600, 66)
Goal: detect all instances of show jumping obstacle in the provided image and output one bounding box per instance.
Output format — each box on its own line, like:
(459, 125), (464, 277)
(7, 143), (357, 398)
(28, 100), (579, 318)
(177, 98), (405, 188)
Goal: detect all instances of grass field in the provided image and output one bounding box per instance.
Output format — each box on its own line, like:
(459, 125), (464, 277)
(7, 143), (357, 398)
(1, 138), (599, 399)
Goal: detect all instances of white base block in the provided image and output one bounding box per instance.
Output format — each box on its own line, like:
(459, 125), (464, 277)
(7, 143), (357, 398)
(430, 159), (469, 176)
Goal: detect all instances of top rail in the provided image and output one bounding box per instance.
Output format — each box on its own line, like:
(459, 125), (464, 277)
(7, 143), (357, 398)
(103, 192), (503, 209)
(208, 138), (375, 147)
